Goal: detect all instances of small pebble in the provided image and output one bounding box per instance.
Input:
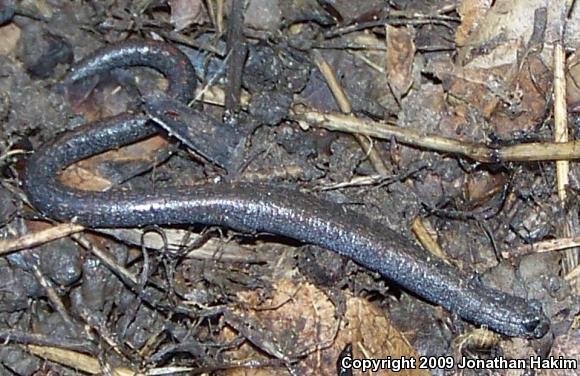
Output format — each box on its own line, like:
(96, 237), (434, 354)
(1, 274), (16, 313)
(0, 0), (15, 25)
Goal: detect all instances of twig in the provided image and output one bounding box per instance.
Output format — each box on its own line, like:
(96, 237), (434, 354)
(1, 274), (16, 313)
(195, 85), (580, 163)
(223, 0), (247, 117)
(0, 149), (30, 163)
(293, 109), (580, 162)
(0, 223), (85, 256)
(31, 264), (80, 333)
(71, 233), (140, 287)
(554, 41), (569, 201)
(205, 0), (225, 35)
(26, 345), (140, 376)
(554, 13), (579, 290)
(311, 49), (389, 175)
(502, 236), (580, 258)
(411, 218), (450, 264)
(323, 17), (458, 39)
(72, 233), (205, 319)
(0, 330), (94, 353)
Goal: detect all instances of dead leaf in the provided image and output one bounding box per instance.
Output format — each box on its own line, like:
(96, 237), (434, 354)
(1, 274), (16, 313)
(538, 331), (580, 376)
(501, 338), (537, 372)
(464, 170), (507, 205)
(456, 0), (549, 67)
(63, 66), (176, 191)
(170, 0), (208, 31)
(218, 278), (428, 376)
(0, 23), (21, 56)
(566, 52), (580, 110)
(60, 135), (169, 191)
(487, 56), (551, 135)
(443, 55), (550, 136)
(386, 25), (415, 101)
(445, 0), (570, 136)
(456, 0), (493, 47)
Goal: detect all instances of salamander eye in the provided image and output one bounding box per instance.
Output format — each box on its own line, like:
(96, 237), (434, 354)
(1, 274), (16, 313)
(519, 300), (549, 338)
(522, 318), (540, 334)
(520, 315), (549, 338)
(530, 319), (550, 338)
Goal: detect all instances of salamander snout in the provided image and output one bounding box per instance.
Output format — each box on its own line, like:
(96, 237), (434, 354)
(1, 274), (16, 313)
(521, 301), (550, 338)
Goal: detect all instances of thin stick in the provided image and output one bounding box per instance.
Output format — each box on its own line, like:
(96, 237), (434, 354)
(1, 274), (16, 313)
(197, 84), (580, 163)
(411, 218), (450, 263)
(0, 223), (85, 256)
(554, 41), (569, 201)
(502, 236), (580, 258)
(26, 345), (140, 376)
(293, 109), (580, 162)
(72, 233), (140, 287)
(0, 330), (94, 353)
(30, 264), (80, 333)
(311, 50), (390, 175)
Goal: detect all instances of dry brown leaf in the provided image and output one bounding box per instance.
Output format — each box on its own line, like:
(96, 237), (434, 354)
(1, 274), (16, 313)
(463, 170), (506, 205)
(456, 0), (549, 67)
(340, 299), (428, 376)
(443, 55), (550, 136)
(0, 23), (21, 56)
(446, 0), (575, 136)
(538, 331), (580, 376)
(62, 44), (175, 191)
(60, 136), (168, 191)
(455, 0), (493, 47)
(169, 0), (208, 31)
(386, 25), (415, 101)
(218, 278), (427, 376)
(501, 338), (538, 371)
(487, 56), (551, 135)
(566, 52), (580, 110)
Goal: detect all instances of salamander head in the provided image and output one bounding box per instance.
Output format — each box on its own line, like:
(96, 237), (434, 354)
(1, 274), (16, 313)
(482, 298), (550, 338)
(516, 301), (550, 338)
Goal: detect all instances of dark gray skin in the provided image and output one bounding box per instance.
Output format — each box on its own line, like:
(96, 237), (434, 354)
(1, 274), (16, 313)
(23, 40), (550, 338)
